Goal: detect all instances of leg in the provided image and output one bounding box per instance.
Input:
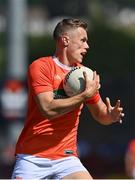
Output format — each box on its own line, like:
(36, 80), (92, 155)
(62, 171), (93, 179)
(53, 156), (93, 179)
(11, 154), (53, 179)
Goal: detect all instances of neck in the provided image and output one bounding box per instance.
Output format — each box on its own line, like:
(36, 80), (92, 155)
(54, 49), (74, 67)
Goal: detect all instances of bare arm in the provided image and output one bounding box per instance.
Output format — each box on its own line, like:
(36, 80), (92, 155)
(36, 91), (86, 119)
(35, 71), (100, 119)
(87, 97), (125, 125)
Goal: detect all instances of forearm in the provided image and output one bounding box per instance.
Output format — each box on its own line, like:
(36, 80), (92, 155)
(46, 96), (84, 118)
(87, 99), (115, 125)
(36, 92), (87, 119)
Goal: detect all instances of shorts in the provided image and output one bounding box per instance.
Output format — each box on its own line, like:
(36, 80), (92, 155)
(11, 154), (88, 179)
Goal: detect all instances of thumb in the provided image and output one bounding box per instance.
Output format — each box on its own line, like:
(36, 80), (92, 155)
(106, 97), (111, 112)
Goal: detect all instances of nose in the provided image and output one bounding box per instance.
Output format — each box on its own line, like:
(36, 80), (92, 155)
(85, 42), (89, 49)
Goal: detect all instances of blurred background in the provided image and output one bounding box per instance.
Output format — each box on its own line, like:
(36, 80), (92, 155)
(0, 0), (135, 179)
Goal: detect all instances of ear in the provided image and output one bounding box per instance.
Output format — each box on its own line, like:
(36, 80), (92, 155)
(61, 36), (69, 46)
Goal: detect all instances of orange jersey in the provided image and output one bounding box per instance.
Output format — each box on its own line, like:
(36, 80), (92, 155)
(15, 56), (100, 160)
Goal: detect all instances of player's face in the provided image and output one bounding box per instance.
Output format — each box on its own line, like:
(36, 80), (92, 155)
(66, 27), (89, 64)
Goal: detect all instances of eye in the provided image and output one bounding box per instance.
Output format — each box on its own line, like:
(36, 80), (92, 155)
(81, 37), (88, 43)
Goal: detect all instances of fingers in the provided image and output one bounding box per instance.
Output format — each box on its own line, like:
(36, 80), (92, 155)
(93, 71), (99, 81)
(83, 71), (100, 89)
(119, 112), (125, 124)
(121, 112), (125, 117)
(111, 99), (124, 124)
(106, 98), (122, 112)
(83, 71), (97, 80)
(93, 71), (96, 80)
(114, 99), (124, 118)
(95, 72), (100, 89)
(93, 71), (101, 90)
(119, 119), (122, 124)
(115, 99), (121, 108)
(83, 71), (87, 81)
(115, 100), (124, 124)
(83, 71), (92, 82)
(83, 71), (101, 98)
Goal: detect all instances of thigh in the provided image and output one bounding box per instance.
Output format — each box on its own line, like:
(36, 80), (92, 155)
(11, 155), (53, 179)
(62, 171), (93, 179)
(53, 156), (93, 179)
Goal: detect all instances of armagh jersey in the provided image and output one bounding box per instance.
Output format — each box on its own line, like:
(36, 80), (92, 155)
(15, 56), (100, 160)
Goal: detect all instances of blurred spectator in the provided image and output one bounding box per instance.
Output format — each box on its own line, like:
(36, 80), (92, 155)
(0, 79), (27, 119)
(0, 79), (28, 167)
(125, 139), (135, 178)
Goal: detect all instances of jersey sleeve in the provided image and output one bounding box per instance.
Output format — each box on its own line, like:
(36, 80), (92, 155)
(85, 92), (101, 104)
(28, 59), (53, 95)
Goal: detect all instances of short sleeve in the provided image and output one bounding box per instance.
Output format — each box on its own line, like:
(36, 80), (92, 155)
(28, 59), (53, 95)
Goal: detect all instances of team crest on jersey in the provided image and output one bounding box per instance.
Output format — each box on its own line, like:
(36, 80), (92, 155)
(53, 89), (67, 99)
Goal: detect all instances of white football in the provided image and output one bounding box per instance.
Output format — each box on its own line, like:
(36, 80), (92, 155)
(63, 66), (93, 97)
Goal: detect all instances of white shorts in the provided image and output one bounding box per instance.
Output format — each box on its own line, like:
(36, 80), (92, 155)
(11, 154), (88, 179)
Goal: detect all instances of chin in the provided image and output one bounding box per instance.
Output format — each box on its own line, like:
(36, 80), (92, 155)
(78, 57), (83, 63)
(72, 56), (83, 64)
(74, 59), (82, 64)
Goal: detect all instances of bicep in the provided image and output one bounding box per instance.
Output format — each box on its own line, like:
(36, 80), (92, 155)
(35, 91), (54, 114)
